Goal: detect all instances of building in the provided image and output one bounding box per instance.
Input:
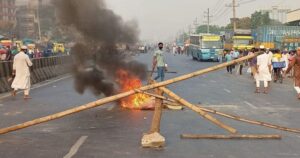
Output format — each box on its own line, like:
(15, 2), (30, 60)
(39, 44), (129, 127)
(261, 6), (290, 24)
(286, 9), (300, 26)
(0, 0), (17, 34)
(16, 0), (38, 39)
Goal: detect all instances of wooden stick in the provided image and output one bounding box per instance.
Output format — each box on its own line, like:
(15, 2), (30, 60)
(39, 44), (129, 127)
(198, 107), (300, 134)
(158, 86), (237, 134)
(0, 53), (259, 135)
(156, 87), (300, 134)
(180, 134), (282, 140)
(135, 89), (176, 103)
(149, 89), (163, 133)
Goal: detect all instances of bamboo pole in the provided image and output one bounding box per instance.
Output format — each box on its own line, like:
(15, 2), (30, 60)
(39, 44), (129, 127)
(0, 53), (258, 135)
(149, 89), (163, 133)
(198, 107), (300, 134)
(180, 134), (282, 140)
(158, 86), (237, 134)
(155, 87), (300, 134)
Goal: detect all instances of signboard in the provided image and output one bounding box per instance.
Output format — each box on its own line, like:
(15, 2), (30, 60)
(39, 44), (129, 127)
(202, 36), (221, 41)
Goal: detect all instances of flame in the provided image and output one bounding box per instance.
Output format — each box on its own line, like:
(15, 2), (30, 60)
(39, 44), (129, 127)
(116, 69), (152, 110)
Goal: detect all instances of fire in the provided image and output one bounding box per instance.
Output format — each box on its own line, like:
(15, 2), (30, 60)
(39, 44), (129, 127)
(116, 69), (152, 110)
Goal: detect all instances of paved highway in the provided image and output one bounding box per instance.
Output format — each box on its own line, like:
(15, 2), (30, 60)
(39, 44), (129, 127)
(0, 52), (299, 158)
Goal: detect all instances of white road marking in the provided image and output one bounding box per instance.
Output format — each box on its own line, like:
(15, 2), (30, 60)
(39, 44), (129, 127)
(0, 75), (71, 100)
(223, 89), (231, 93)
(244, 101), (258, 109)
(64, 136), (88, 158)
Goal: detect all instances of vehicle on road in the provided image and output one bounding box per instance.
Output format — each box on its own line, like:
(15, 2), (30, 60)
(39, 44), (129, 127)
(53, 43), (65, 54)
(189, 34), (224, 62)
(225, 29), (254, 50)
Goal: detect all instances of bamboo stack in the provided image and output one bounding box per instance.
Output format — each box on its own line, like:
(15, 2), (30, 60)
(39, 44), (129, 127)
(0, 53), (260, 135)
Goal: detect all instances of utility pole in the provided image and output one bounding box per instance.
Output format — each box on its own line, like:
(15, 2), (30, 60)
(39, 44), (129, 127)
(37, 0), (42, 41)
(232, 0), (237, 32)
(204, 8), (213, 34)
(226, 0), (239, 32)
(193, 18), (199, 34)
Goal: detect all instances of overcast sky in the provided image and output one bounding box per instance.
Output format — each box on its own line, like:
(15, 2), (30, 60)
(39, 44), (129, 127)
(105, 0), (300, 41)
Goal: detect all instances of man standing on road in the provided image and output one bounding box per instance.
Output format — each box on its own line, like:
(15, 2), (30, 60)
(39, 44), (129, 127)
(285, 47), (300, 99)
(11, 46), (33, 100)
(255, 47), (272, 94)
(153, 42), (166, 81)
(225, 50), (233, 74)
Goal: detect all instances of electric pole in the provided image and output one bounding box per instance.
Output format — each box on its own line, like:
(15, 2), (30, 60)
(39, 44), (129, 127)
(233, 0), (237, 32)
(226, 0), (239, 32)
(193, 18), (199, 34)
(204, 8), (213, 34)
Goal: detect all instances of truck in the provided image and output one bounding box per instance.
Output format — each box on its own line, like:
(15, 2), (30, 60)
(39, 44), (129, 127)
(188, 34), (224, 62)
(224, 29), (254, 50)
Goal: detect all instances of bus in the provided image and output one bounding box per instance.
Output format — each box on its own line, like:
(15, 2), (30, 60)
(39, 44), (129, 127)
(189, 34), (224, 62)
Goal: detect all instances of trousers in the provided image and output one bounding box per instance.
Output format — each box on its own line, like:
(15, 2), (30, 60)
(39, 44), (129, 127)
(154, 66), (165, 81)
(256, 80), (268, 88)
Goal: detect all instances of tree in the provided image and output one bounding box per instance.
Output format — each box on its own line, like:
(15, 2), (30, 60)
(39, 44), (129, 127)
(226, 17), (252, 29)
(250, 11), (281, 29)
(196, 25), (225, 34)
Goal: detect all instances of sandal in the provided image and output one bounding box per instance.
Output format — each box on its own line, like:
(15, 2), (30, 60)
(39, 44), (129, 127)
(24, 96), (32, 100)
(11, 90), (16, 97)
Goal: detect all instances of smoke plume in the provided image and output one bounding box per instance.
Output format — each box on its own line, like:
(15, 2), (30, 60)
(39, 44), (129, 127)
(53, 0), (147, 96)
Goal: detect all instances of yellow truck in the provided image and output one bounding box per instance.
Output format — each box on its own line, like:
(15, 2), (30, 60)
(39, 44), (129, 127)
(225, 29), (254, 50)
(53, 43), (65, 54)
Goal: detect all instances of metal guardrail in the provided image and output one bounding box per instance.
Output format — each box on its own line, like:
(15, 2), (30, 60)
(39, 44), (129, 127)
(0, 56), (72, 93)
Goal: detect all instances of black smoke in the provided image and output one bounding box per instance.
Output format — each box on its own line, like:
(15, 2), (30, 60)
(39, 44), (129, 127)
(53, 0), (147, 96)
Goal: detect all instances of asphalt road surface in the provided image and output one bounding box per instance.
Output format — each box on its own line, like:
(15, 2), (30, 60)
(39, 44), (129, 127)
(0, 52), (300, 158)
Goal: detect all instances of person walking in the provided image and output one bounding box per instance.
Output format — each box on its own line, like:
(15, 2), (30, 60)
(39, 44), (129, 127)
(11, 46), (33, 99)
(225, 50), (233, 74)
(255, 48), (272, 94)
(284, 47), (300, 99)
(153, 42), (167, 81)
(249, 48), (258, 80)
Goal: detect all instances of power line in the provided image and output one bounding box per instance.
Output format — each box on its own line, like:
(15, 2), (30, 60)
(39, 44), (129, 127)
(211, 0), (225, 14)
(238, 0), (256, 5)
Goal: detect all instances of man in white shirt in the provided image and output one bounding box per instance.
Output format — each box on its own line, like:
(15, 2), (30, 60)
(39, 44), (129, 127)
(11, 46), (33, 99)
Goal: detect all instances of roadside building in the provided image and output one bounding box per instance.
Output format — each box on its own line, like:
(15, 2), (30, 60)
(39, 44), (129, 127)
(261, 6), (290, 24)
(286, 9), (300, 26)
(0, 0), (17, 36)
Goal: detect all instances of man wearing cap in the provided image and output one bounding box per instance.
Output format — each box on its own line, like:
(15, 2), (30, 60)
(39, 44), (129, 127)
(11, 46), (33, 99)
(285, 47), (300, 99)
(255, 46), (272, 94)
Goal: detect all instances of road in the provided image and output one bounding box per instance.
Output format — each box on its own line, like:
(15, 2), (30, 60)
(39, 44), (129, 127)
(0, 52), (300, 158)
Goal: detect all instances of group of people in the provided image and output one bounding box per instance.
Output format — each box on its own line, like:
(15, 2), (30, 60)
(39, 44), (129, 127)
(0, 46), (44, 61)
(251, 47), (300, 99)
(224, 47), (300, 99)
(224, 49), (246, 75)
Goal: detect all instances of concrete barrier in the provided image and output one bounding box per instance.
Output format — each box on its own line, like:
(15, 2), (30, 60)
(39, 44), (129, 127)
(0, 55), (72, 94)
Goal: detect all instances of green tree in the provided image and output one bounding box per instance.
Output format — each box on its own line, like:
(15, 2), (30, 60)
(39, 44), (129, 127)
(226, 17), (252, 29)
(196, 25), (225, 34)
(250, 11), (278, 29)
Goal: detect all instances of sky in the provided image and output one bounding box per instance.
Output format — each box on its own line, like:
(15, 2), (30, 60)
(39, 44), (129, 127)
(16, 0), (300, 41)
(105, 0), (300, 41)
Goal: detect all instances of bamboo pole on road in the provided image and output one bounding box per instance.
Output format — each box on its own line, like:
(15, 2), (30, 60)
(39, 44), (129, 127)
(180, 134), (282, 140)
(0, 53), (259, 135)
(158, 86), (237, 134)
(155, 87), (300, 134)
